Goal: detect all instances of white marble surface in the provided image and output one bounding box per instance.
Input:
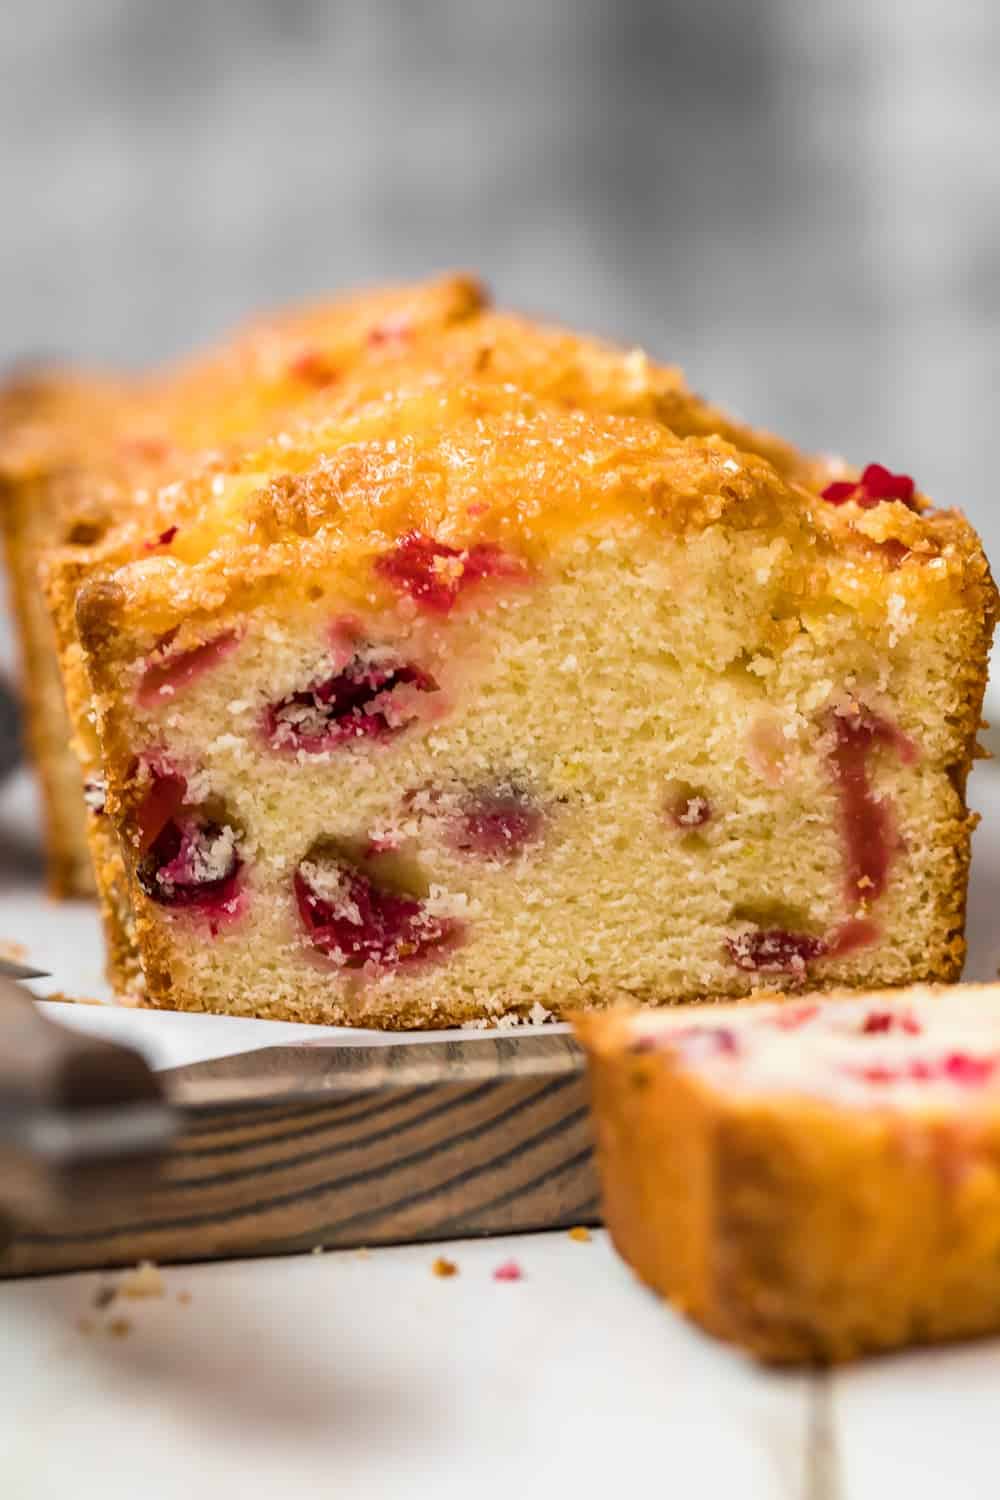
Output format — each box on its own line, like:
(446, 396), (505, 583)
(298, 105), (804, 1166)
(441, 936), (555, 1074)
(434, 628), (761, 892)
(2, 753), (1000, 1498)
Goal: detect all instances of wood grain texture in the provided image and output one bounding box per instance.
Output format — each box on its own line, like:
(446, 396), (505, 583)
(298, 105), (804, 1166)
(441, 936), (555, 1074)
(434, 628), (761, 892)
(0, 1034), (598, 1275)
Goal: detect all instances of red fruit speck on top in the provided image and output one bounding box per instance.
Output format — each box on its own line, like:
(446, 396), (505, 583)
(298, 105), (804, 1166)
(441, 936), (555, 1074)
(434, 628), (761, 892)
(375, 532), (527, 615)
(492, 1259), (524, 1282)
(821, 463), (917, 511)
(143, 525), (178, 551)
(288, 349), (339, 386)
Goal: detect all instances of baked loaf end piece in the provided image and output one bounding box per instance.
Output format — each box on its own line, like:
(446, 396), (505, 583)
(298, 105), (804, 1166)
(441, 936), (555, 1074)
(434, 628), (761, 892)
(74, 369), (994, 1027)
(0, 369), (145, 895)
(33, 273), (485, 917)
(576, 988), (1000, 1364)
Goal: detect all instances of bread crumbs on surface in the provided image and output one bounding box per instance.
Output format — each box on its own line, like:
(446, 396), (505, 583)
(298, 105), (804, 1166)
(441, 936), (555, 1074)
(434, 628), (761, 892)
(0, 939), (28, 964)
(107, 1316), (133, 1338)
(93, 1282), (117, 1310)
(432, 1256), (458, 1278)
(177, 1290), (192, 1305)
(311, 1244), (326, 1255)
(567, 1225), (592, 1243)
(120, 1259), (165, 1299)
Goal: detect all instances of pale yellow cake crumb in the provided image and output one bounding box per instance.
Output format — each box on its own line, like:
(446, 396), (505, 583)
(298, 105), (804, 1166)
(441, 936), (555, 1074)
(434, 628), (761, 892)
(119, 1260), (164, 1299)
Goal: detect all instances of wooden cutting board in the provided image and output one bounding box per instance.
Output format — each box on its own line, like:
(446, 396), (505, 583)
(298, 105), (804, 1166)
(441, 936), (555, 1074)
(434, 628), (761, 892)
(0, 1033), (599, 1276)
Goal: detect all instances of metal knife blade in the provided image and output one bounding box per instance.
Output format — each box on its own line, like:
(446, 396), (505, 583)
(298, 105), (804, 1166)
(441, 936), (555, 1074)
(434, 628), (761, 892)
(0, 957), (50, 981)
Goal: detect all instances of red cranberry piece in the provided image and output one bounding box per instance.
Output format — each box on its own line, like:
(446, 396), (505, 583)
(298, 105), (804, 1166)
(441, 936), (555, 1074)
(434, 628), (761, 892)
(265, 654), (437, 753)
(137, 632), (240, 708)
(726, 928), (827, 974)
(857, 463), (916, 507)
(820, 479), (859, 505)
(143, 525), (178, 551)
(672, 1024), (741, 1057)
(288, 349), (339, 386)
(667, 789), (712, 829)
(451, 787), (544, 860)
(849, 1052), (998, 1087)
(375, 532), (527, 615)
(861, 1009), (922, 1036)
(136, 814), (241, 911)
(821, 463), (917, 511)
(942, 1053), (999, 1086)
(134, 769), (188, 853)
(828, 708), (917, 904)
(294, 853), (459, 970)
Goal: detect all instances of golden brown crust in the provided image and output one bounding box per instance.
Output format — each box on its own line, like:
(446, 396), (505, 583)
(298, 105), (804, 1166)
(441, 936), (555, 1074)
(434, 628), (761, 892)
(576, 1003), (1000, 1363)
(73, 381), (815, 653)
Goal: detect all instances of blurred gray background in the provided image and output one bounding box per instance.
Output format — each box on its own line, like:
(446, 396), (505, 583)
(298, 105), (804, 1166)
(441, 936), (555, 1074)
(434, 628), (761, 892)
(0, 0), (998, 602)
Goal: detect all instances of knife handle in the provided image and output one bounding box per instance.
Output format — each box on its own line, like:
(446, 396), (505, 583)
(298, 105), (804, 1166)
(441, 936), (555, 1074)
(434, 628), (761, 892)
(0, 977), (163, 1116)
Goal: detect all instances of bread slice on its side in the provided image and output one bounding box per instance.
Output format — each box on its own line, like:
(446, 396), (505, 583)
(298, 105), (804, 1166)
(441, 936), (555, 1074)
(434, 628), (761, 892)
(70, 364), (994, 1026)
(576, 987), (1000, 1364)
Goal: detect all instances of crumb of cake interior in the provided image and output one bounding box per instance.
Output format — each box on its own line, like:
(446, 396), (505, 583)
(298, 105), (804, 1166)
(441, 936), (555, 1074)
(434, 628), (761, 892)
(576, 986), (1000, 1364)
(71, 368), (995, 1028)
(7, 274), (484, 901)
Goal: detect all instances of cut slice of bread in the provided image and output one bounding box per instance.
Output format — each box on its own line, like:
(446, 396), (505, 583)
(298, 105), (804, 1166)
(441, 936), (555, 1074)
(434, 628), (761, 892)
(577, 985), (1000, 1363)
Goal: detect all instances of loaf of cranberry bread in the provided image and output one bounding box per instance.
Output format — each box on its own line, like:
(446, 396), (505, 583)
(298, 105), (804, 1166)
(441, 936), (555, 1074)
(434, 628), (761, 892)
(44, 284), (837, 988)
(576, 987), (1000, 1363)
(4, 274), (485, 896)
(68, 352), (995, 1026)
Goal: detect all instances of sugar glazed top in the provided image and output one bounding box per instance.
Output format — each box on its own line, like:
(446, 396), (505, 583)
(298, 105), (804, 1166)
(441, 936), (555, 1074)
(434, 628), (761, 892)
(13, 271), (987, 667)
(72, 367), (995, 654)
